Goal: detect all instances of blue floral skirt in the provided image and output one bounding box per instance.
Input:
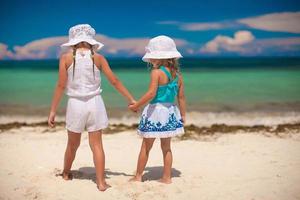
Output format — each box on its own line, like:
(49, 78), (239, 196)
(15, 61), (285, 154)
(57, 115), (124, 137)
(137, 103), (184, 138)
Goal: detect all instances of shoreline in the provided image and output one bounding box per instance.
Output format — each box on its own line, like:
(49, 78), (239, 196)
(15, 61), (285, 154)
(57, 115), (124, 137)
(1, 120), (300, 140)
(1, 110), (300, 141)
(1, 101), (300, 117)
(1, 110), (300, 125)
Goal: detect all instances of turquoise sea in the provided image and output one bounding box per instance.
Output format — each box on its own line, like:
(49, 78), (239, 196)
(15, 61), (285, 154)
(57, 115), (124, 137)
(0, 57), (300, 116)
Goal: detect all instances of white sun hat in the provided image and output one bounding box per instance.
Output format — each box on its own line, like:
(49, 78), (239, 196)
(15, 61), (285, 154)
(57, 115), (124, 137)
(61, 24), (104, 50)
(142, 35), (183, 62)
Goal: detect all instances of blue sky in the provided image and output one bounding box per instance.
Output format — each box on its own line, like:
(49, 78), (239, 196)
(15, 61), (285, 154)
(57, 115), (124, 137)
(1, 0), (300, 59)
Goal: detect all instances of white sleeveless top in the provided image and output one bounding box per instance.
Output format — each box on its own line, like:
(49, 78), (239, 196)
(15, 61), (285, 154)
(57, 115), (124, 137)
(66, 50), (102, 98)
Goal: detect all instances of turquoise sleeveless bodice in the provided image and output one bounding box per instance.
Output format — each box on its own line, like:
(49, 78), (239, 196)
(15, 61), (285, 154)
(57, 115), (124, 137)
(150, 66), (179, 104)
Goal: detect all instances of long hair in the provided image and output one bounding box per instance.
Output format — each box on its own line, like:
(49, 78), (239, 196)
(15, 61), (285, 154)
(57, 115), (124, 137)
(72, 48), (77, 79)
(72, 43), (95, 80)
(90, 47), (95, 80)
(148, 58), (180, 79)
(167, 58), (180, 78)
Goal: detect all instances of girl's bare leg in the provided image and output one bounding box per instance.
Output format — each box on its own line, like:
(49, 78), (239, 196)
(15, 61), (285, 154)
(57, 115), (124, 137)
(130, 138), (155, 182)
(88, 130), (110, 191)
(63, 131), (81, 180)
(159, 137), (172, 184)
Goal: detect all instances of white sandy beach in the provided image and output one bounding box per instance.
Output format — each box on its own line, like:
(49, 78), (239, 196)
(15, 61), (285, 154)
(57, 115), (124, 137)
(0, 124), (300, 200)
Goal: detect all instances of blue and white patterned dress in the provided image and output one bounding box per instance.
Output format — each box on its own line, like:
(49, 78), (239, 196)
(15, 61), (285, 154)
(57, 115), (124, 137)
(137, 66), (184, 138)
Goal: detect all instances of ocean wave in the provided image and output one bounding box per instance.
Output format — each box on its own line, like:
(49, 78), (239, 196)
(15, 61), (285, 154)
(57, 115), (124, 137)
(1, 111), (300, 127)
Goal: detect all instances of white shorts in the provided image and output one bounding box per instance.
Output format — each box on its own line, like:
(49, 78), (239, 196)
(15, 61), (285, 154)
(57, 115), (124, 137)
(66, 95), (108, 133)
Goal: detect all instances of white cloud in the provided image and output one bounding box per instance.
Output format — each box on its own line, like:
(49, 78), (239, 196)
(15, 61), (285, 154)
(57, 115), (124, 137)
(0, 43), (14, 59)
(239, 12), (300, 33)
(156, 21), (180, 25)
(96, 35), (153, 56)
(200, 31), (255, 53)
(180, 22), (226, 31)
(1, 32), (300, 59)
(11, 37), (67, 60)
(157, 20), (229, 31)
(0, 35), (189, 60)
(256, 37), (300, 46)
(246, 37), (300, 55)
(200, 31), (300, 56)
(159, 12), (300, 33)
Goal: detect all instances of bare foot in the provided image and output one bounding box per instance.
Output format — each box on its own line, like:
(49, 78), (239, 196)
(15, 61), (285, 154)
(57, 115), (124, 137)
(96, 180), (111, 192)
(105, 182), (111, 189)
(56, 171), (73, 180)
(97, 182), (111, 192)
(129, 176), (142, 182)
(158, 178), (172, 184)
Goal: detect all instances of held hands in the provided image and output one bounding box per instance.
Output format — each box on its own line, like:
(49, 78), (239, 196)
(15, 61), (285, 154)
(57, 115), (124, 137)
(128, 100), (139, 113)
(128, 103), (139, 112)
(48, 111), (56, 128)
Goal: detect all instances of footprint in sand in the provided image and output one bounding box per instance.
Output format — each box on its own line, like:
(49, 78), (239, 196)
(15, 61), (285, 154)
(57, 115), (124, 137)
(53, 168), (61, 176)
(24, 186), (40, 199)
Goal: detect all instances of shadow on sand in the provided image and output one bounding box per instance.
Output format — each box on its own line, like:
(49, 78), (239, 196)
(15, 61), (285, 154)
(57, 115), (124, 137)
(55, 166), (181, 183)
(69, 167), (133, 183)
(142, 166), (181, 181)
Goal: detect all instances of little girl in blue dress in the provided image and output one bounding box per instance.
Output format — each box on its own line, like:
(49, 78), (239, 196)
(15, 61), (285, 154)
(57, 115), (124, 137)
(129, 35), (186, 184)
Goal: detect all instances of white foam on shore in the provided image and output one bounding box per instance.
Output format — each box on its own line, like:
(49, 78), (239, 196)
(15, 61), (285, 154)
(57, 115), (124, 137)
(0, 115), (65, 124)
(187, 111), (300, 127)
(1, 111), (300, 127)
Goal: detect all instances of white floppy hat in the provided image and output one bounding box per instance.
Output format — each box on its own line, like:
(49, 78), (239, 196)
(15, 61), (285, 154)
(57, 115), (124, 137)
(61, 24), (104, 50)
(142, 35), (183, 62)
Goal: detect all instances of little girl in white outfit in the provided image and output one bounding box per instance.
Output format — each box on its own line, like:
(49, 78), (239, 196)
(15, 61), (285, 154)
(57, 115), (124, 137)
(65, 48), (108, 133)
(48, 24), (135, 191)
